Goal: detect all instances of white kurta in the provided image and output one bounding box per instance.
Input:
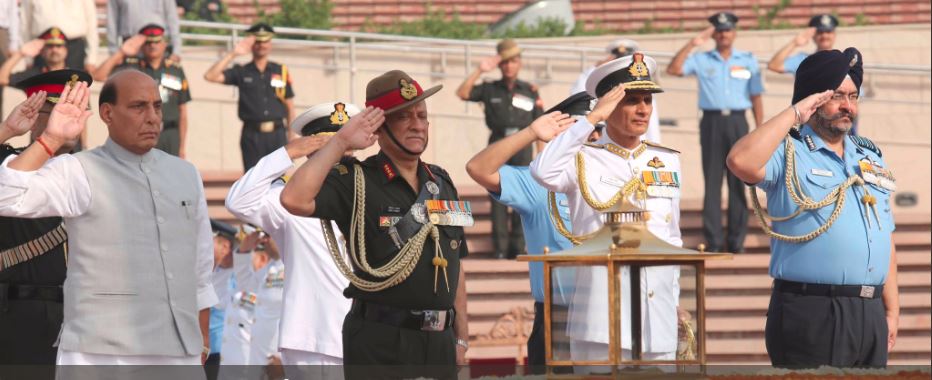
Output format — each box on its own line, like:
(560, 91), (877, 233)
(0, 151), (216, 365)
(225, 147), (350, 363)
(530, 118), (682, 355)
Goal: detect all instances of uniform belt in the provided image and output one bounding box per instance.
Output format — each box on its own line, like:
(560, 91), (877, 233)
(702, 109), (746, 116)
(350, 300), (454, 332)
(243, 120), (284, 132)
(774, 279), (883, 299)
(0, 283), (64, 303)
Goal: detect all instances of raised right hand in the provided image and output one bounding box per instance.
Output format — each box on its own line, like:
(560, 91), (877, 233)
(20, 39), (45, 58)
(43, 82), (92, 148)
(691, 27), (715, 46)
(794, 90), (834, 124)
(478, 56), (500, 73)
(1, 91), (47, 137)
(794, 27), (816, 47)
(334, 106), (385, 150)
(586, 85), (626, 125)
(120, 35), (146, 56)
(529, 111), (575, 142)
(233, 36), (255, 56)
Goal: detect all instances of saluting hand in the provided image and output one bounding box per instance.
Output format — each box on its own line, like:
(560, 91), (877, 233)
(43, 82), (92, 148)
(478, 56), (500, 73)
(794, 90), (834, 124)
(586, 84), (626, 126)
(1, 91), (47, 137)
(529, 111), (575, 142)
(120, 35), (146, 57)
(233, 36), (255, 56)
(20, 39), (45, 58)
(691, 26), (715, 46)
(794, 27), (817, 47)
(335, 106), (385, 150)
(285, 135), (331, 159)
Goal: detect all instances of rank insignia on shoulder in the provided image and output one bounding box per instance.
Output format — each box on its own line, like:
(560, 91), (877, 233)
(333, 164), (349, 175)
(647, 156), (665, 169)
(583, 142), (605, 149)
(850, 135), (882, 157)
(643, 140), (680, 154)
(804, 135), (817, 151)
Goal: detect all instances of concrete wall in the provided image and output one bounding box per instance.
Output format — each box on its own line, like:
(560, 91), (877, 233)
(4, 23), (929, 212)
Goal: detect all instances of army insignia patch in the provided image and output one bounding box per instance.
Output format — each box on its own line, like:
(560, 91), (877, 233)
(330, 102), (350, 125)
(426, 181), (439, 195)
(647, 156), (665, 169)
(67, 74), (79, 89)
(335, 164), (349, 175)
(379, 216), (401, 227)
(399, 79), (418, 100)
(628, 53), (649, 78)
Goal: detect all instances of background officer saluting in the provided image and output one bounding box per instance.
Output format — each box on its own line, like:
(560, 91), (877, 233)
(94, 24), (192, 157)
(0, 70), (91, 365)
(667, 11), (765, 253)
(204, 22), (295, 170)
(728, 48), (898, 368)
(768, 14), (839, 75)
(281, 70), (470, 372)
(456, 38), (543, 259)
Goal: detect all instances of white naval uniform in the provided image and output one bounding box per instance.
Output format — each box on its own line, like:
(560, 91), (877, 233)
(225, 146), (350, 365)
(530, 118), (682, 360)
(220, 249), (260, 365)
(0, 140), (217, 371)
(249, 258), (285, 365)
(570, 67), (662, 143)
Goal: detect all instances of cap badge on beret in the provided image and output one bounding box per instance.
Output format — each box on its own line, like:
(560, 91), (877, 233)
(67, 74), (79, 89)
(628, 53), (649, 78)
(821, 14), (832, 27)
(399, 79), (418, 101)
(717, 13), (729, 24)
(330, 103), (350, 125)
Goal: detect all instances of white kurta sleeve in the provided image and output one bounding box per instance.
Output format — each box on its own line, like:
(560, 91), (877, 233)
(193, 171), (219, 310)
(225, 147), (292, 234)
(0, 154), (91, 218)
(530, 117), (595, 194)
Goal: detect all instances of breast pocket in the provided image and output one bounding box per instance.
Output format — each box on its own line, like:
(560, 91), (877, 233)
(440, 226), (466, 258)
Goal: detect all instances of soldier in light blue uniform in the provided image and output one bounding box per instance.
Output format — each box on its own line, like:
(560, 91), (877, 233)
(728, 47), (899, 368)
(466, 95), (589, 369)
(667, 11), (765, 253)
(768, 14), (839, 75)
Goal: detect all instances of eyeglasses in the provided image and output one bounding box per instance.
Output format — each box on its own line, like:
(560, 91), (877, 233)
(830, 91), (859, 103)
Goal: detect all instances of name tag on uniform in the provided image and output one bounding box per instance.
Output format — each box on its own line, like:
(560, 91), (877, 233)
(810, 168), (834, 177)
(160, 74), (182, 91)
(425, 200), (474, 227)
(270, 74), (285, 88)
(600, 176), (627, 188)
(642, 171), (681, 198)
(511, 94), (534, 112)
(730, 66), (751, 80)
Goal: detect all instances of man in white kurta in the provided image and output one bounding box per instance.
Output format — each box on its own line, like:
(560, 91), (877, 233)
(0, 72), (216, 372)
(225, 101), (356, 367)
(531, 54), (682, 364)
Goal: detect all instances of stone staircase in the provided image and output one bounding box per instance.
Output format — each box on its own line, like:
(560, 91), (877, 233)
(202, 171), (931, 365)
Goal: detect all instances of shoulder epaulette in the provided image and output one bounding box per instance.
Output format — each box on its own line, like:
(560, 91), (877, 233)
(643, 140), (680, 154)
(583, 142), (604, 149)
(332, 163), (349, 175)
(788, 127), (803, 141)
(272, 175), (288, 185)
(850, 135), (882, 157)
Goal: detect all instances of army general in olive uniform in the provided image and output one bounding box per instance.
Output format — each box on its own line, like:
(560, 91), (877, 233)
(281, 70), (470, 374)
(205, 22), (295, 170)
(94, 24), (191, 157)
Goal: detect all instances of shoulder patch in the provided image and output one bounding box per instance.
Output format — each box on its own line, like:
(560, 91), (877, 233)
(583, 142), (605, 149)
(332, 164), (349, 175)
(788, 127), (803, 141)
(850, 135), (882, 157)
(643, 140), (680, 154)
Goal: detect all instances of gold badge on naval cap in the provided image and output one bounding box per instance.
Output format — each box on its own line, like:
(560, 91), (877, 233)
(330, 102), (350, 125)
(399, 79), (418, 100)
(628, 53), (649, 78)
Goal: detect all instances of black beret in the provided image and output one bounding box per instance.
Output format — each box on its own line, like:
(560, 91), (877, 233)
(792, 47), (863, 104)
(708, 12), (738, 31)
(546, 91), (594, 117)
(809, 14), (839, 32)
(210, 219), (237, 241)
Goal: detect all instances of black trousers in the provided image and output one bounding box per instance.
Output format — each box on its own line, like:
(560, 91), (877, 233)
(240, 121), (287, 171)
(0, 299), (63, 364)
(489, 135), (529, 258)
(342, 312), (457, 378)
(765, 287), (888, 368)
(156, 124), (180, 156)
(699, 112), (749, 252)
(33, 37), (87, 70)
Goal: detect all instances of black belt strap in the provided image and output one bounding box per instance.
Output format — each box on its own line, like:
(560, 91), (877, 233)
(0, 283), (64, 308)
(388, 171), (441, 248)
(702, 109), (747, 116)
(774, 279), (883, 299)
(350, 300), (454, 331)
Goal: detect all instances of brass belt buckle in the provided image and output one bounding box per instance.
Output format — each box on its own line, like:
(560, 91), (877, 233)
(721, 109), (731, 116)
(859, 285), (875, 298)
(420, 310), (446, 332)
(259, 121), (275, 133)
